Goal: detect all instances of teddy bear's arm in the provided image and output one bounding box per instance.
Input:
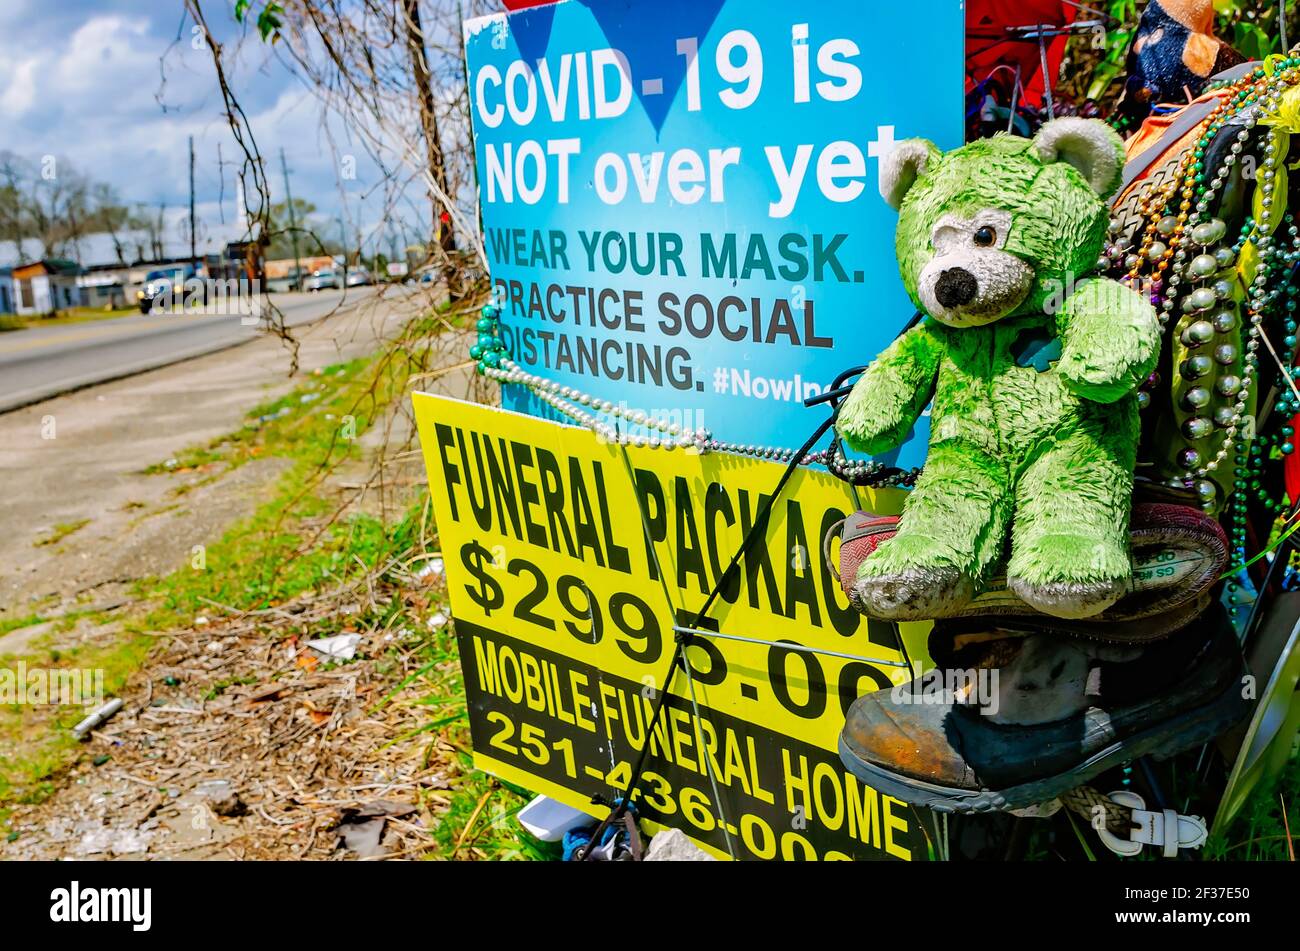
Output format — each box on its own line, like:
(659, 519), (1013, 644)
(1055, 277), (1160, 404)
(836, 321), (943, 456)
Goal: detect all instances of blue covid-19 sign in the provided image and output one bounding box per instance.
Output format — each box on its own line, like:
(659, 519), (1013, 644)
(464, 0), (963, 467)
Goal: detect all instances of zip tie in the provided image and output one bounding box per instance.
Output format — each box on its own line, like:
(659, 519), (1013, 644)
(679, 654), (738, 859)
(673, 625), (911, 668)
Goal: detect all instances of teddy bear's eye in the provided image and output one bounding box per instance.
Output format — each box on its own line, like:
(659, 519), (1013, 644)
(973, 225), (997, 247)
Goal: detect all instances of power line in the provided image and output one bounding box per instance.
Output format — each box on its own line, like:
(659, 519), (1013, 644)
(188, 135), (197, 264)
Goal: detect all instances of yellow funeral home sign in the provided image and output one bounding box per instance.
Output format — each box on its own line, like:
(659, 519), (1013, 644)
(414, 392), (928, 860)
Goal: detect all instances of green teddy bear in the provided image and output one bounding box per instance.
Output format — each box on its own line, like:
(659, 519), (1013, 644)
(838, 118), (1160, 621)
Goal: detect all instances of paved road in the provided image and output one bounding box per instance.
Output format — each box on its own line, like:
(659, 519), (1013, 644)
(0, 288), (380, 413)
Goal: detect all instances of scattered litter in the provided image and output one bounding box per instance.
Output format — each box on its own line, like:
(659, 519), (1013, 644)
(334, 801), (416, 858)
(427, 611), (448, 630)
(337, 817), (386, 857)
(195, 615), (209, 627)
(300, 392), (320, 404)
(5, 514), (477, 861)
(194, 779), (246, 817)
(644, 828), (716, 861)
(72, 698), (123, 740)
(308, 633), (362, 660)
(415, 558), (444, 581)
(517, 795), (594, 842)
(346, 800), (415, 820)
(77, 824), (152, 856)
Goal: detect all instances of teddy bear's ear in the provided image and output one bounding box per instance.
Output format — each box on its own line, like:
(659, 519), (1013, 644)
(1032, 117), (1126, 196)
(880, 139), (940, 210)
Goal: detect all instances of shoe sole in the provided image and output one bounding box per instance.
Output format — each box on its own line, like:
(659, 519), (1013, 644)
(836, 504), (1227, 638)
(837, 678), (1250, 814)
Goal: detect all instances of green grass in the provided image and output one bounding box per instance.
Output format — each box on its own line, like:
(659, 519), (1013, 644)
(1, 347), (391, 809)
(0, 305), (140, 331)
(141, 360), (365, 478)
(1206, 754), (1299, 861)
(33, 519), (90, 548)
(0, 613), (47, 638)
(2, 301), (538, 857)
(0, 627), (152, 807)
(35, 292), (1295, 860)
(140, 356), (395, 625)
(370, 589), (544, 861)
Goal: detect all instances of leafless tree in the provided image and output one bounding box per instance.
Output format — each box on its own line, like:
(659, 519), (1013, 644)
(0, 152), (135, 263)
(234, 0), (491, 294)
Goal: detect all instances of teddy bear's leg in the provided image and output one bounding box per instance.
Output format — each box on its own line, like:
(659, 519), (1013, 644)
(852, 440), (1011, 620)
(1007, 416), (1135, 619)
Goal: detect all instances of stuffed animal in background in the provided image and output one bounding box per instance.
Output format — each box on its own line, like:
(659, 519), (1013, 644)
(838, 118), (1160, 621)
(1116, 0), (1244, 125)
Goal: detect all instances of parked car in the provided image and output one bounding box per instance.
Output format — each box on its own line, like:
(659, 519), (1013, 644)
(138, 264), (205, 313)
(266, 267), (305, 293)
(344, 267), (371, 287)
(304, 268), (342, 291)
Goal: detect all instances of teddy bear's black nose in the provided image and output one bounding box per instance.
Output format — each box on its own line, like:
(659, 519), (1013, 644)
(935, 267), (978, 308)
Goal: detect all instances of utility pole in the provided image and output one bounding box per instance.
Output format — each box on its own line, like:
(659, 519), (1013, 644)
(338, 217), (348, 280)
(155, 202), (166, 260)
(188, 135), (197, 266)
(279, 147), (302, 291)
(403, 0), (457, 294)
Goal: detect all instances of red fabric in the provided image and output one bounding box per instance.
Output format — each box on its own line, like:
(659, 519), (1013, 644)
(966, 0), (1079, 104)
(501, 0), (554, 8)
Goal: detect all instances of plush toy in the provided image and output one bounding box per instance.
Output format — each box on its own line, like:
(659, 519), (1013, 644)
(838, 118), (1160, 621)
(1115, 0), (1243, 127)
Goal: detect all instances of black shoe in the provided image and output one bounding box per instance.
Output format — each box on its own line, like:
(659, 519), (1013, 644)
(838, 603), (1250, 813)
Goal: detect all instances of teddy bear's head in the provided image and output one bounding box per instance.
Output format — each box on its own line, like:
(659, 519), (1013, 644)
(880, 118), (1126, 327)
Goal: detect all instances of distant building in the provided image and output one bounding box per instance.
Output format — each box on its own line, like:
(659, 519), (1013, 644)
(79, 244), (266, 304)
(78, 265), (128, 310)
(212, 241), (266, 285)
(11, 259), (85, 315)
(81, 257), (191, 304)
(264, 254), (337, 293)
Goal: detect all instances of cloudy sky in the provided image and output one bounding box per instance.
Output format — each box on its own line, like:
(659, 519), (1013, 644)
(0, 0), (429, 265)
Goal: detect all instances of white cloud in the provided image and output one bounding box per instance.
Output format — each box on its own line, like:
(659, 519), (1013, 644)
(0, 1), (431, 268)
(56, 16), (151, 92)
(0, 58), (40, 117)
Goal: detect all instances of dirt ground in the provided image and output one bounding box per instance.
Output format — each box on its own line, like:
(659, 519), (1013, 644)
(1, 568), (461, 861)
(0, 289), (506, 861)
(0, 291), (423, 644)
